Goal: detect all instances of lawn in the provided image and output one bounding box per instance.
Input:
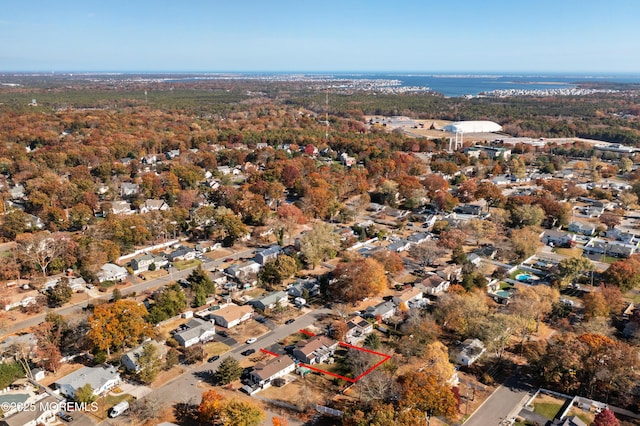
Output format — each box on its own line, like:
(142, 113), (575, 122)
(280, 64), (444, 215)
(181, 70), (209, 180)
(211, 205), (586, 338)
(173, 259), (202, 270)
(567, 406), (595, 425)
(510, 269), (526, 279)
(279, 332), (310, 346)
(553, 247), (583, 257)
(94, 392), (135, 420)
(204, 341), (230, 357)
(532, 393), (566, 420)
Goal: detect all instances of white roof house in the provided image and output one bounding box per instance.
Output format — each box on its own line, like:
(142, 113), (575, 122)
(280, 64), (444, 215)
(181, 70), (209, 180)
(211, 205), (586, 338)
(97, 263), (128, 283)
(54, 365), (121, 398)
(443, 121), (502, 133)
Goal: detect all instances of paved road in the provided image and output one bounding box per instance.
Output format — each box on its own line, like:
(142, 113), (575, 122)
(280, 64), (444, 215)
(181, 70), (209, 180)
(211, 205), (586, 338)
(464, 373), (534, 426)
(0, 248), (255, 337)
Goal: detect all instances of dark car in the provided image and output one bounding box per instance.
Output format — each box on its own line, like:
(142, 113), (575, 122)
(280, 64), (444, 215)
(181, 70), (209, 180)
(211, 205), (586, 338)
(285, 318), (295, 325)
(255, 316), (266, 323)
(59, 412), (73, 422)
(225, 258), (234, 262)
(208, 355), (220, 363)
(241, 348), (256, 356)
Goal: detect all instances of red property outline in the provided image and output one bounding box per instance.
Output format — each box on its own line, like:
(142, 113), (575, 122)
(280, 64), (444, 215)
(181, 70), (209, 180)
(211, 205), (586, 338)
(298, 341), (391, 383)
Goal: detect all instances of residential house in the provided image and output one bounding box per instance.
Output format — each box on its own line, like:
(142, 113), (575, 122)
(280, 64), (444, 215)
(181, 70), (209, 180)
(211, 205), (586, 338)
(287, 278), (320, 298)
(454, 339), (486, 367)
(173, 318), (216, 348)
(141, 154), (157, 165)
(121, 341), (167, 372)
(585, 240), (637, 258)
(454, 202), (486, 216)
(55, 364), (121, 398)
(248, 291), (289, 312)
(106, 201), (134, 216)
(9, 184), (25, 200)
(209, 304), (253, 328)
(167, 247), (197, 262)
(216, 166), (239, 176)
(407, 232), (431, 245)
(120, 183), (140, 198)
(293, 335), (339, 365)
(392, 286), (424, 309)
(1, 289), (39, 312)
(249, 355), (296, 389)
(436, 265), (463, 283)
(254, 245), (282, 265)
(363, 301), (396, 321)
(387, 239), (411, 253)
(540, 230), (576, 247)
(345, 316), (373, 344)
(139, 199), (169, 214)
(0, 395), (60, 426)
(130, 254), (168, 273)
(43, 275), (87, 292)
(472, 245), (498, 259)
(165, 149), (180, 160)
(419, 273), (450, 296)
(466, 253), (483, 266)
(96, 263), (128, 283)
(568, 221), (598, 236)
(556, 416), (587, 426)
(0, 333), (37, 361)
(210, 271), (228, 287)
(224, 261), (261, 279)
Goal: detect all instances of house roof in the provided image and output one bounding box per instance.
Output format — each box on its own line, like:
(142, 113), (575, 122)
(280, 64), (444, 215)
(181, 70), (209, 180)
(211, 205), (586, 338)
(251, 291), (287, 307)
(55, 364), (119, 392)
(174, 318), (215, 343)
(252, 356), (295, 381)
(143, 199), (166, 209)
(295, 335), (337, 357)
(210, 304), (253, 323)
(421, 274), (446, 288)
(122, 341), (167, 365)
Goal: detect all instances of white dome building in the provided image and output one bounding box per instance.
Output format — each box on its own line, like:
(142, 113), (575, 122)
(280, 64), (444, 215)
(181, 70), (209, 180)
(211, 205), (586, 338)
(443, 121), (502, 133)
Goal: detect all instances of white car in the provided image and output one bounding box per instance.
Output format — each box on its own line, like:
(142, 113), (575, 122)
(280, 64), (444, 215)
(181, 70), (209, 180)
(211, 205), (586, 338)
(246, 337), (257, 344)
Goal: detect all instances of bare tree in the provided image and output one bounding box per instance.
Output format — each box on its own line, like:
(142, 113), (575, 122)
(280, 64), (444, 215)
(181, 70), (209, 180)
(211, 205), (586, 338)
(15, 231), (68, 276)
(410, 240), (447, 267)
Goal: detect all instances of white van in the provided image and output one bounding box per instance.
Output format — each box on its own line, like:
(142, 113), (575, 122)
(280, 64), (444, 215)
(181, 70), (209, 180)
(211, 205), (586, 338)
(109, 401), (129, 418)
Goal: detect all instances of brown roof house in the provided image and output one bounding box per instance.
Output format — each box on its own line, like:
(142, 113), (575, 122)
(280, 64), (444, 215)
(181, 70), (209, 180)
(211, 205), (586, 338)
(293, 335), (339, 365)
(209, 304), (253, 328)
(249, 355), (296, 389)
(419, 273), (450, 296)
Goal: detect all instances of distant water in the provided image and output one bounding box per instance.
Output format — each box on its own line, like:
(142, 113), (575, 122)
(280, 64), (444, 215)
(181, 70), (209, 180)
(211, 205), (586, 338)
(336, 73), (640, 97)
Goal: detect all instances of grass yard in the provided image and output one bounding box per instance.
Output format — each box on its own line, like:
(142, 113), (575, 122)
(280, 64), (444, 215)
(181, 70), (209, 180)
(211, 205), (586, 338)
(279, 332), (311, 346)
(567, 406), (595, 425)
(94, 393), (135, 420)
(532, 393), (566, 420)
(553, 247), (584, 257)
(173, 259), (202, 270)
(204, 341), (230, 357)
(510, 269), (526, 279)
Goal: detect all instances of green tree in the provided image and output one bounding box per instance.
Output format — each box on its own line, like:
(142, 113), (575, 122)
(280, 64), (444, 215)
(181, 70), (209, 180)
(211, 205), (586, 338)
(299, 222), (340, 268)
(47, 279), (73, 307)
(363, 333), (381, 350)
(74, 383), (96, 403)
(213, 357), (243, 385)
(137, 342), (163, 384)
(557, 256), (594, 286)
(258, 254), (298, 289)
(147, 284), (187, 323)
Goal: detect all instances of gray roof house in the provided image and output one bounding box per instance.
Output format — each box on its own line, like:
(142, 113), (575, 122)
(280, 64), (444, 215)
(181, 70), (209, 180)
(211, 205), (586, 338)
(120, 182), (140, 197)
(130, 254), (168, 273)
(224, 261), (261, 279)
(254, 245), (282, 265)
(455, 339), (485, 367)
(249, 355), (296, 389)
(96, 263), (128, 283)
(55, 364), (121, 398)
(173, 318), (216, 348)
(167, 247), (197, 262)
(287, 278), (320, 298)
(248, 291), (289, 312)
(363, 301), (396, 321)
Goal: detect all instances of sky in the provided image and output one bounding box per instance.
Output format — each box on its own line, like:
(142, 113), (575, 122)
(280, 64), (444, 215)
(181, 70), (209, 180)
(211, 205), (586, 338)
(1, 0), (639, 73)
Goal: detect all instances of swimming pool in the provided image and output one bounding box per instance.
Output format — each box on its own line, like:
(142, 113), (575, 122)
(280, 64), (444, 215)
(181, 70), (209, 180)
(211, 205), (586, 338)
(515, 273), (539, 282)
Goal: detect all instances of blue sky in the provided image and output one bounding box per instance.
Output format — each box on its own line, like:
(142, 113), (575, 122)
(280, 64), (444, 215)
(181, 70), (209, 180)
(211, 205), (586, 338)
(1, 0), (639, 73)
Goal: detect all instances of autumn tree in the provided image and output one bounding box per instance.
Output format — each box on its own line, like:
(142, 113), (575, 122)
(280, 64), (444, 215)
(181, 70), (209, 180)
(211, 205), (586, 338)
(599, 212), (621, 230)
(87, 299), (153, 356)
(510, 226), (542, 260)
(434, 291), (488, 338)
(299, 222), (340, 268)
(397, 371), (458, 422)
(198, 389), (225, 424)
(593, 408), (620, 426)
(437, 228), (468, 250)
(464, 219), (496, 246)
(475, 181), (505, 207)
(137, 342), (163, 384)
(329, 258), (387, 304)
(603, 255), (640, 291)
(509, 204), (545, 228)
(423, 341), (456, 384)
(258, 255), (298, 289)
(371, 250), (404, 274)
(221, 399), (265, 426)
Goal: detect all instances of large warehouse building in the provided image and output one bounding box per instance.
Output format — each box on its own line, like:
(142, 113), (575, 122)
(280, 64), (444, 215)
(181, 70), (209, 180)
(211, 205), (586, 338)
(443, 121), (502, 133)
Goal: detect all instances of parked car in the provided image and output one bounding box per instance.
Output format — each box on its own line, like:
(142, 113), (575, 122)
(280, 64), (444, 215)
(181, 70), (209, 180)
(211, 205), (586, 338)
(246, 337), (257, 344)
(58, 412), (73, 422)
(208, 355), (220, 363)
(225, 258), (234, 262)
(241, 348), (256, 356)
(285, 318), (295, 325)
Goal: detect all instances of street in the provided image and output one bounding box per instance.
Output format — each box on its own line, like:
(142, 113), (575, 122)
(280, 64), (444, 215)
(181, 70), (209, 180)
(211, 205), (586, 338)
(464, 373), (534, 426)
(1, 248), (256, 337)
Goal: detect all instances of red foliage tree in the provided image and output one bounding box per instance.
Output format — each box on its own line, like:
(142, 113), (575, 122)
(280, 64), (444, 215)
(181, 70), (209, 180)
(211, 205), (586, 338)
(593, 408), (619, 426)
